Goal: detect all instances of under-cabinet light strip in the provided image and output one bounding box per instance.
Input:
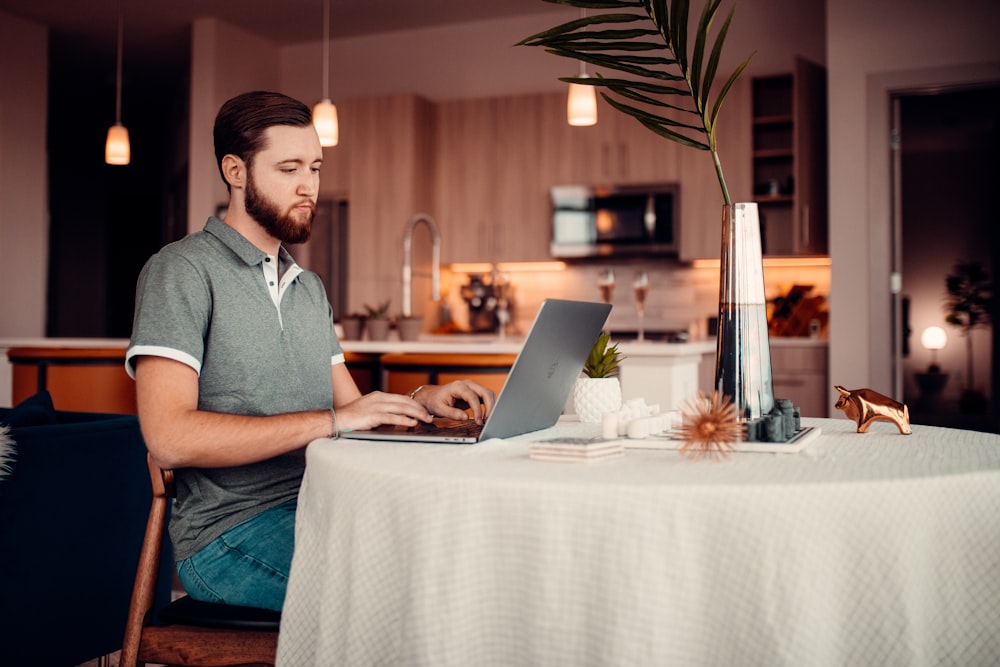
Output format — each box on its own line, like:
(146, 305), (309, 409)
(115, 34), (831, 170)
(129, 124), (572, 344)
(449, 261), (568, 274)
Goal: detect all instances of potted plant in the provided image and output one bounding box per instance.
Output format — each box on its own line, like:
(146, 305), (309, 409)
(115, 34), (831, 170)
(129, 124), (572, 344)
(396, 313), (424, 342)
(521, 0), (773, 421)
(338, 312), (366, 341)
(943, 261), (992, 413)
(364, 300), (392, 341)
(573, 331), (625, 422)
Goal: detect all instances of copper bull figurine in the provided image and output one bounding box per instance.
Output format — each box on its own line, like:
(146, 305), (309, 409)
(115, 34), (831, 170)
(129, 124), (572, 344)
(834, 386), (911, 435)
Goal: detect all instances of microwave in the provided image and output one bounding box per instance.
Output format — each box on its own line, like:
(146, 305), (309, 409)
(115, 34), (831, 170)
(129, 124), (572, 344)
(550, 183), (679, 259)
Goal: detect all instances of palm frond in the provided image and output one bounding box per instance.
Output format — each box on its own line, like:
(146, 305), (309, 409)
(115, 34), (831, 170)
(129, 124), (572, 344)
(519, 0), (753, 205)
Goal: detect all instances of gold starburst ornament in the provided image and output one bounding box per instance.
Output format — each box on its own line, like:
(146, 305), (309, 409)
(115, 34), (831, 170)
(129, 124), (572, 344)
(677, 391), (744, 461)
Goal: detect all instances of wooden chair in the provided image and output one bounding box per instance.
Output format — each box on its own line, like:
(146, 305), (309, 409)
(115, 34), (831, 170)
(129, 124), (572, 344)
(119, 455), (281, 667)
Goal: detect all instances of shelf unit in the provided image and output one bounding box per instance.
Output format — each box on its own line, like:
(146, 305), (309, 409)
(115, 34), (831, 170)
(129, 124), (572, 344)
(751, 58), (828, 256)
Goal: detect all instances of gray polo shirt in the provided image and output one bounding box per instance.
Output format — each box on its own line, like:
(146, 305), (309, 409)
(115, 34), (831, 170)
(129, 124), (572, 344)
(127, 216), (343, 560)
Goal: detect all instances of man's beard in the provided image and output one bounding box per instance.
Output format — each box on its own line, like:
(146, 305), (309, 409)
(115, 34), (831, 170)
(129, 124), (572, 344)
(245, 171), (315, 244)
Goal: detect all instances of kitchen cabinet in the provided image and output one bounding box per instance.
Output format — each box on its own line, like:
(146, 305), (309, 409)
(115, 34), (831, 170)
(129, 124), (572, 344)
(771, 341), (829, 417)
(318, 94), (436, 314)
(676, 76), (753, 260)
(380, 353), (517, 397)
(434, 95), (551, 263)
(433, 84), (749, 264)
(538, 92), (682, 186)
(332, 80), (756, 274)
(544, 77), (750, 261)
(751, 57), (828, 256)
(8, 346), (136, 414)
(700, 340), (830, 417)
(345, 352), (380, 394)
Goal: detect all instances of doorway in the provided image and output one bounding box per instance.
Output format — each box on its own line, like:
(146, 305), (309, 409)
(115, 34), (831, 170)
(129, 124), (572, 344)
(895, 84), (999, 432)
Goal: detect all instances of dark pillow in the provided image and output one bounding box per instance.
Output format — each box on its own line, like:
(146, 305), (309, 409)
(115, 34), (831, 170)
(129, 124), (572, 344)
(3, 391), (58, 428)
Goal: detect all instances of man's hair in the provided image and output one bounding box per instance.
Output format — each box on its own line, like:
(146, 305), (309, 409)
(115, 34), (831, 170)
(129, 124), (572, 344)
(213, 91), (313, 187)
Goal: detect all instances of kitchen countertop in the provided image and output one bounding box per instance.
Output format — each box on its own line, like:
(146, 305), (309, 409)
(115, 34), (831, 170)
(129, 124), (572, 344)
(341, 335), (717, 357)
(341, 335), (825, 356)
(0, 336), (823, 357)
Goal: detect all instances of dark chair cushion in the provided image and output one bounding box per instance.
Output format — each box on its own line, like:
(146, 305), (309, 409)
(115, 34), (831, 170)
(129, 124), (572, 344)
(1, 389), (58, 427)
(159, 595), (281, 631)
(0, 403), (172, 666)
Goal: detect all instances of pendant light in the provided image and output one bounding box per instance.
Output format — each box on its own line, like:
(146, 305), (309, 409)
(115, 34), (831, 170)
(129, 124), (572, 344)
(105, 13), (130, 165)
(312, 0), (339, 147)
(567, 9), (597, 126)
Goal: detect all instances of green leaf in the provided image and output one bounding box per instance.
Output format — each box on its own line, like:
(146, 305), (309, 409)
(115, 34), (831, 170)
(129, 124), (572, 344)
(583, 331), (625, 378)
(519, 0), (753, 205)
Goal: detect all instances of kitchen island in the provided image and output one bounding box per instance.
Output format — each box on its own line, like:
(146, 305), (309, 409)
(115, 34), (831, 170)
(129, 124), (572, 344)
(342, 335), (716, 413)
(1, 336), (716, 414)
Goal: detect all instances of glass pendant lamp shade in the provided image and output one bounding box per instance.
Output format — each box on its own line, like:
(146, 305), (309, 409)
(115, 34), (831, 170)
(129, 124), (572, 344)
(105, 123), (131, 165)
(314, 0), (339, 147)
(567, 77), (598, 126)
(313, 99), (339, 147)
(105, 14), (130, 165)
(566, 8), (597, 127)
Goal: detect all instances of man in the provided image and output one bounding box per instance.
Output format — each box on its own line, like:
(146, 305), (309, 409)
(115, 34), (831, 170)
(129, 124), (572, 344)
(126, 91), (495, 612)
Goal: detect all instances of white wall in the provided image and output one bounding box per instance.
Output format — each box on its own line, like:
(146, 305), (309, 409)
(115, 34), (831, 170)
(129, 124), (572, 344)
(188, 18), (283, 235)
(278, 1), (825, 106)
(826, 0), (1000, 402)
(0, 12), (48, 338)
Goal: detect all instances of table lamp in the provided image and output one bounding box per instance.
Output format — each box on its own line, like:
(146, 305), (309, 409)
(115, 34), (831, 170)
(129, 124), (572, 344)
(920, 326), (947, 372)
(915, 326), (948, 410)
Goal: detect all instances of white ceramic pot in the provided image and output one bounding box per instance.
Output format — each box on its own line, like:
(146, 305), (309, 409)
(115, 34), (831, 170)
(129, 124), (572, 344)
(573, 376), (622, 423)
(397, 317), (423, 341)
(366, 318), (391, 341)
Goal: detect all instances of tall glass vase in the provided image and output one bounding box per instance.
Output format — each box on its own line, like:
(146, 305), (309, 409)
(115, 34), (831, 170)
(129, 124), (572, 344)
(714, 203), (775, 421)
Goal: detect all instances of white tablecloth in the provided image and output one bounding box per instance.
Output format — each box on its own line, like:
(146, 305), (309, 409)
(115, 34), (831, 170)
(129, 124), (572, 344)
(276, 418), (1000, 666)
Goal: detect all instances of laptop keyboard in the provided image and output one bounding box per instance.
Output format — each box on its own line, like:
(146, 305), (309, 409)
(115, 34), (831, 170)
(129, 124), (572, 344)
(410, 418), (484, 437)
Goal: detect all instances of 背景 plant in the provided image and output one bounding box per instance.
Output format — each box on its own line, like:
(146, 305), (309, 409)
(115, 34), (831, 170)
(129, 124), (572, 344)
(518, 0), (753, 205)
(364, 300), (392, 320)
(583, 331), (624, 378)
(943, 261), (992, 408)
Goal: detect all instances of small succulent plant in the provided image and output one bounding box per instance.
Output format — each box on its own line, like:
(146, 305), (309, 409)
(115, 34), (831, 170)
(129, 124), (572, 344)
(364, 300), (391, 320)
(583, 331), (624, 378)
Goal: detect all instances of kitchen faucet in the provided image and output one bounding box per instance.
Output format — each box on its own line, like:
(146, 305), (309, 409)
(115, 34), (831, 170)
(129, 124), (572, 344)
(401, 213), (441, 318)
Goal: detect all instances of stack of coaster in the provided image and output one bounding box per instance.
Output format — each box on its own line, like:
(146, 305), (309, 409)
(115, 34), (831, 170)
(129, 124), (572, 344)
(528, 437), (625, 463)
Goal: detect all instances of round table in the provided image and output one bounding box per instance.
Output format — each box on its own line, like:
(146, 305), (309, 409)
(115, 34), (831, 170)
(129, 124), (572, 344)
(277, 418), (1000, 666)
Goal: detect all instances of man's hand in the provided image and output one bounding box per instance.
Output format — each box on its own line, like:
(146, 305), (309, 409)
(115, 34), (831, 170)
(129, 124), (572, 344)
(333, 391), (434, 432)
(412, 380), (497, 424)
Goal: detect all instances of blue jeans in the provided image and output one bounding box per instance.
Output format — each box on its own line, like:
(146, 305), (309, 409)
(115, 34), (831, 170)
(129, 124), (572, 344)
(176, 498), (296, 612)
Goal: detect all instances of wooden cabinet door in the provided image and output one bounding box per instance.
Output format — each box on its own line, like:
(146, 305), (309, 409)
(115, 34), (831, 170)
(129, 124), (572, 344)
(435, 95), (550, 263)
(750, 58), (827, 256)
(770, 344), (829, 417)
(491, 95), (550, 262)
(612, 106), (682, 185)
(435, 97), (496, 263)
(792, 57), (828, 255)
(335, 95), (435, 314)
(540, 92), (682, 186)
(677, 76), (753, 260)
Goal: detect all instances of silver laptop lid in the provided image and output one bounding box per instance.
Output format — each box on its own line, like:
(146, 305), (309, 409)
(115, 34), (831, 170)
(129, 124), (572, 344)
(342, 299), (611, 443)
(478, 298), (611, 440)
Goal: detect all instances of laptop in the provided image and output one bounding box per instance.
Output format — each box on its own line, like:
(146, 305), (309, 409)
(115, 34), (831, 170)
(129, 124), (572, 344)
(342, 299), (612, 444)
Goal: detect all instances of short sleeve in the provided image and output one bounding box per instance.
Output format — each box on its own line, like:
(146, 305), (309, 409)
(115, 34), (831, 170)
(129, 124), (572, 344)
(126, 249), (211, 378)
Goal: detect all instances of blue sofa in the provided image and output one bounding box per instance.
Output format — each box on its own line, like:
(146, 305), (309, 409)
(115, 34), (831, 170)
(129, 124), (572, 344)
(0, 391), (170, 666)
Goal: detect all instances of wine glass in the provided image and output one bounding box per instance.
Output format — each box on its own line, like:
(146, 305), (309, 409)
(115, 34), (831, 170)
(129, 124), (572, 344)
(633, 271), (649, 342)
(493, 271), (511, 341)
(597, 268), (615, 304)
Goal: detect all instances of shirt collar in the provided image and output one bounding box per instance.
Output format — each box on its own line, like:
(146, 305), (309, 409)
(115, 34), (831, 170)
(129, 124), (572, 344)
(204, 216), (297, 270)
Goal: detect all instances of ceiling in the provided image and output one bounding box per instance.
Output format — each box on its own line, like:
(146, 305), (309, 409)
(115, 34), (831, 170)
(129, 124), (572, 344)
(0, 0), (559, 72)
